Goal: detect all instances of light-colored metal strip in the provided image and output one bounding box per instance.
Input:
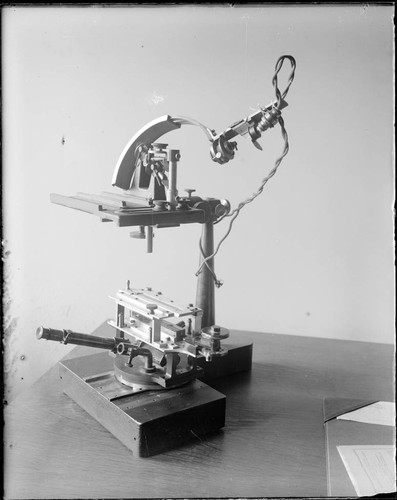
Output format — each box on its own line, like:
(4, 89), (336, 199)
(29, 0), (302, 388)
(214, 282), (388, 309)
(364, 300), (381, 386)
(111, 294), (174, 319)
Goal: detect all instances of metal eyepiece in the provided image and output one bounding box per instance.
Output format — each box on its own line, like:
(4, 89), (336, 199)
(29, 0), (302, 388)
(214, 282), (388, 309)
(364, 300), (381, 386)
(36, 326), (46, 340)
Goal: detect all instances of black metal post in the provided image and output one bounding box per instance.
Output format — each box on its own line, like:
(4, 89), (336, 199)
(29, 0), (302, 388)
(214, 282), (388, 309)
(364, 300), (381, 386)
(196, 220), (215, 328)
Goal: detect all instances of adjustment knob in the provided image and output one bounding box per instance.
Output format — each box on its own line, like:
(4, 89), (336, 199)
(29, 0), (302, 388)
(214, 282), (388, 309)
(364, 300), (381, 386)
(146, 303), (158, 315)
(153, 200), (168, 211)
(185, 189), (196, 199)
(130, 225), (146, 239)
(215, 200), (231, 218)
(201, 325), (230, 340)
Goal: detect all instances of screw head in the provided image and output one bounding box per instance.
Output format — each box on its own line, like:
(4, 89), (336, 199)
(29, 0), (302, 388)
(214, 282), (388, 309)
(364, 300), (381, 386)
(146, 303), (158, 314)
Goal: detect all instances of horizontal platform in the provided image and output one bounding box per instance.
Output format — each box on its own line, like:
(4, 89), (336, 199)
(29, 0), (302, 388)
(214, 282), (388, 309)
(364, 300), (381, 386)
(50, 192), (206, 227)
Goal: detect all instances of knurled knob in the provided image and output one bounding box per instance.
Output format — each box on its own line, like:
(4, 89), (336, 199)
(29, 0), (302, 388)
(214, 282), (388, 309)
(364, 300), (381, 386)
(146, 303), (158, 314)
(201, 325), (230, 340)
(153, 200), (168, 211)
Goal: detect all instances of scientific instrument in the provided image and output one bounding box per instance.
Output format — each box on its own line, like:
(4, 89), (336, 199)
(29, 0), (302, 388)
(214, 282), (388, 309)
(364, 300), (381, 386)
(37, 55), (296, 456)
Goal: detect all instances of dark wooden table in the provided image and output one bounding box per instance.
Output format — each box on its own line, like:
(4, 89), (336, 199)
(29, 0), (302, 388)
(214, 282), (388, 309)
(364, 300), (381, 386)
(4, 322), (395, 499)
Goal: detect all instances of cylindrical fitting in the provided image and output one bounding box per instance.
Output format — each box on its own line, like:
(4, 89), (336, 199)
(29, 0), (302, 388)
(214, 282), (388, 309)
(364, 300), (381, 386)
(167, 149), (180, 209)
(146, 226), (153, 253)
(257, 107), (281, 132)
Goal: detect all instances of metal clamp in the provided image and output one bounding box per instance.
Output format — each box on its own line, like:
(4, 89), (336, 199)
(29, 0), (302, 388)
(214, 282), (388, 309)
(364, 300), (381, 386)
(62, 329), (72, 345)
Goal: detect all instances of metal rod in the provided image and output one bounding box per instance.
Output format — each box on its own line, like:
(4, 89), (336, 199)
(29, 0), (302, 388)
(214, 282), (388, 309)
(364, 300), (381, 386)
(166, 149), (180, 209)
(195, 220), (215, 328)
(146, 226), (153, 253)
(167, 161), (178, 208)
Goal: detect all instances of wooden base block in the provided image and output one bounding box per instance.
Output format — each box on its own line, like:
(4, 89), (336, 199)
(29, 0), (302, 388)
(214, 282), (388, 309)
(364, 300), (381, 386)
(59, 352), (226, 457)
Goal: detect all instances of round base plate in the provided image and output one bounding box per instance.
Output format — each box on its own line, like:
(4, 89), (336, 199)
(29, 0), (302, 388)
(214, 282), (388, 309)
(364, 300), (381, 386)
(113, 355), (165, 391)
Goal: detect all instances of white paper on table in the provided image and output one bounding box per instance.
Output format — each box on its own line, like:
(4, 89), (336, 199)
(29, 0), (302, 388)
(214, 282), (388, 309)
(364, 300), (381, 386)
(337, 445), (396, 496)
(337, 401), (396, 426)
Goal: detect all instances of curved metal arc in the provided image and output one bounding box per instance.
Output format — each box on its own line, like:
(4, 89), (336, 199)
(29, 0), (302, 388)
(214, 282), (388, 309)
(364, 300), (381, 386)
(112, 115), (180, 190)
(112, 115), (215, 191)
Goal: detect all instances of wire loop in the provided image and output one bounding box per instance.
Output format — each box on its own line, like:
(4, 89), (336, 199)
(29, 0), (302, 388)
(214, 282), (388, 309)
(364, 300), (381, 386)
(272, 55), (296, 108)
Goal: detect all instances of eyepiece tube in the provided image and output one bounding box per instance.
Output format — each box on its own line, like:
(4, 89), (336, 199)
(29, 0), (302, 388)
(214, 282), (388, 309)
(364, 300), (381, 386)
(36, 326), (118, 351)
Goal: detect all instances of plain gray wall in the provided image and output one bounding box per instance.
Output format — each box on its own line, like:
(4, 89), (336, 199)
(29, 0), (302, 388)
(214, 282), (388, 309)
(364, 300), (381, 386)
(3, 5), (394, 402)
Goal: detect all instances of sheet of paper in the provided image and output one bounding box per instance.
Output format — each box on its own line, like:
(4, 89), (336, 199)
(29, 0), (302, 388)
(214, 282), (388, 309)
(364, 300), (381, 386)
(338, 445), (396, 496)
(337, 401), (395, 426)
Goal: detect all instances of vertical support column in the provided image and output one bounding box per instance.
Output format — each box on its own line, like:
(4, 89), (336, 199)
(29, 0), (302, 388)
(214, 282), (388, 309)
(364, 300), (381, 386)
(196, 220), (215, 328)
(117, 304), (125, 339)
(167, 149), (180, 209)
(165, 352), (179, 378)
(152, 317), (161, 342)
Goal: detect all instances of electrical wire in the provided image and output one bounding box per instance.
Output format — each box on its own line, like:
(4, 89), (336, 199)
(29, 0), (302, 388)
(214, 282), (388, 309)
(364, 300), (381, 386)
(195, 55), (296, 286)
(272, 55), (296, 107)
